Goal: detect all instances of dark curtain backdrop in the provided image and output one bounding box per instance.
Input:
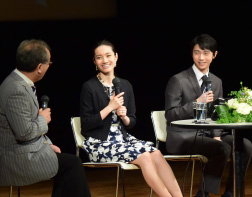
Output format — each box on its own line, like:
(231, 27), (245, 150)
(1, 1), (252, 156)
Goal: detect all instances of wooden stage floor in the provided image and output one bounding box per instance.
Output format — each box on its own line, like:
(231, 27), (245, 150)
(1, 161), (252, 197)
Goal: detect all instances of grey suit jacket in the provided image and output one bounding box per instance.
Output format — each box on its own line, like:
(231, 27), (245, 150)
(165, 67), (223, 153)
(0, 71), (58, 186)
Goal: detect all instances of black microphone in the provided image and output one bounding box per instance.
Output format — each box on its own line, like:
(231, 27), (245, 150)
(41, 95), (50, 110)
(205, 77), (212, 116)
(205, 77), (212, 92)
(112, 77), (121, 95)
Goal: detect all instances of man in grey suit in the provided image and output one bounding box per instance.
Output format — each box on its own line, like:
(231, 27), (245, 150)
(0, 39), (91, 197)
(165, 34), (252, 197)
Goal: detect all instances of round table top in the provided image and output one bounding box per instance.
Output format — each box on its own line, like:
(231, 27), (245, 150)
(170, 119), (252, 130)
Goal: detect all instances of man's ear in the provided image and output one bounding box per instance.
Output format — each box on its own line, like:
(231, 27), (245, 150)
(37, 63), (43, 74)
(213, 51), (218, 59)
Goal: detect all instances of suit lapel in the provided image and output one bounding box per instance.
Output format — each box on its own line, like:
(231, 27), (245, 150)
(10, 71), (39, 109)
(186, 67), (202, 97)
(24, 85), (39, 109)
(208, 73), (214, 89)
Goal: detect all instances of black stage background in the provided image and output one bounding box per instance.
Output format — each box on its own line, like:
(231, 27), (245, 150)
(1, 1), (252, 157)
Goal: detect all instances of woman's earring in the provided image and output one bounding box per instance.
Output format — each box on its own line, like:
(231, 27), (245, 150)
(96, 65), (98, 71)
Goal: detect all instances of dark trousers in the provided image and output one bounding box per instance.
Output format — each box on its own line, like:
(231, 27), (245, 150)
(175, 133), (252, 194)
(52, 153), (91, 197)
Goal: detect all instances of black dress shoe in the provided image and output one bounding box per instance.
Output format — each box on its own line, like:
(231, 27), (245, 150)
(221, 191), (233, 197)
(195, 190), (209, 197)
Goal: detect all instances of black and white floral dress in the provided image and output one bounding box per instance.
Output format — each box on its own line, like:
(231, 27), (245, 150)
(82, 86), (157, 163)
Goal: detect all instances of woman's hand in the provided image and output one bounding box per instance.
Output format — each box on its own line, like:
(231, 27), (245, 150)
(100, 92), (125, 120)
(108, 92), (125, 111)
(116, 106), (127, 118)
(117, 106), (130, 126)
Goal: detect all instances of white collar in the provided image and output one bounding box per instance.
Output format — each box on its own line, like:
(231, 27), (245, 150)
(192, 64), (209, 85)
(14, 69), (34, 87)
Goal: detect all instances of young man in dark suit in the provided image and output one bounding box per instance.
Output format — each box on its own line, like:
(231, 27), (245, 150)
(165, 34), (252, 197)
(0, 39), (91, 197)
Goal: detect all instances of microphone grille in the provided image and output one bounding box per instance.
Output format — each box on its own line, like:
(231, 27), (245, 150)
(112, 77), (120, 84)
(41, 95), (50, 102)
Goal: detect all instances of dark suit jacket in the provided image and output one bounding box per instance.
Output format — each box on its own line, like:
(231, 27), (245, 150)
(165, 67), (223, 153)
(80, 76), (136, 141)
(0, 71), (58, 186)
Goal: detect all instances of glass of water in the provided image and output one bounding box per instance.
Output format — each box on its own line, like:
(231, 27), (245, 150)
(196, 103), (207, 123)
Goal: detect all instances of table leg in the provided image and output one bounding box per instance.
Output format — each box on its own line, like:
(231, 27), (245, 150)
(232, 129), (245, 197)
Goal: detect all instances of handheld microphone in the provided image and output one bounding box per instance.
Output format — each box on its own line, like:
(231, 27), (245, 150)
(205, 77), (212, 116)
(40, 95), (50, 110)
(205, 77), (212, 92)
(112, 77), (121, 95)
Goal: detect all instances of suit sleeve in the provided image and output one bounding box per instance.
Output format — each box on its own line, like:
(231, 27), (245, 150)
(165, 76), (193, 124)
(80, 82), (103, 133)
(5, 90), (48, 142)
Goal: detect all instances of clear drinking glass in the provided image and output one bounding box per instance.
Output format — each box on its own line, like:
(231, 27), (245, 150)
(196, 103), (207, 123)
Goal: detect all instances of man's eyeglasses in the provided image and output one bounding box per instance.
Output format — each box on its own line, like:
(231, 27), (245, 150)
(43, 61), (53, 66)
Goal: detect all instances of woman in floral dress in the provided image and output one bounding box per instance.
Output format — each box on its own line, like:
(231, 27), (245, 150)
(80, 40), (182, 197)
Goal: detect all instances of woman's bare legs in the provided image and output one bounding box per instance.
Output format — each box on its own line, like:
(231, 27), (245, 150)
(131, 151), (171, 197)
(131, 151), (182, 197)
(150, 150), (182, 197)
